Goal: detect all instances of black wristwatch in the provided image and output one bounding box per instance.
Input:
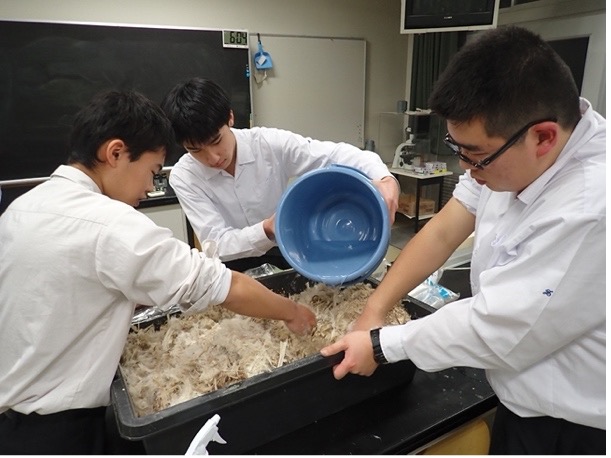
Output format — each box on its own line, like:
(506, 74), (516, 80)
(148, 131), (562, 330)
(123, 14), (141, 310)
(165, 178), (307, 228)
(370, 327), (388, 365)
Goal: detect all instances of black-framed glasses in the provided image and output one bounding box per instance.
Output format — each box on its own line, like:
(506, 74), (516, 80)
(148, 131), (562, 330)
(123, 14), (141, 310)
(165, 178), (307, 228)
(443, 118), (557, 169)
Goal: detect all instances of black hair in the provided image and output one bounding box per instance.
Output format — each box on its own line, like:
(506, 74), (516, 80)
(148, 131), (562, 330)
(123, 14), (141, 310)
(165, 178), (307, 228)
(429, 26), (581, 138)
(160, 77), (232, 146)
(67, 90), (175, 168)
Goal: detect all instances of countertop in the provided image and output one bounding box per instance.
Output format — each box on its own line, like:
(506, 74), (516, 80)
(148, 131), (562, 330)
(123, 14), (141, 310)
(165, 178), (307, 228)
(247, 366), (496, 454)
(137, 186), (179, 209)
(389, 168), (453, 179)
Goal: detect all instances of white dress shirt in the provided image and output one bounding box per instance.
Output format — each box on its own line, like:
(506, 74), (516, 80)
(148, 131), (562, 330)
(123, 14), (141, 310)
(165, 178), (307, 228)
(0, 165), (231, 414)
(169, 127), (392, 261)
(381, 99), (606, 429)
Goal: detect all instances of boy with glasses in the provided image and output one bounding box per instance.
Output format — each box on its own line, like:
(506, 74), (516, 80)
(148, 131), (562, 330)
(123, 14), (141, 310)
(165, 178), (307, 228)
(322, 25), (605, 454)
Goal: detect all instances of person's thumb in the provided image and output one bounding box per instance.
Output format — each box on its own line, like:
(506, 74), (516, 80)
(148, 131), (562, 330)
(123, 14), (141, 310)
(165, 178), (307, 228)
(320, 339), (345, 357)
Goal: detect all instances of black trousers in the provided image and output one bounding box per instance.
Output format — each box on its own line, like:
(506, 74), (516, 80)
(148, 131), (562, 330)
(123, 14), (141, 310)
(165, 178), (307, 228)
(489, 402), (606, 455)
(0, 406), (145, 455)
(0, 407), (106, 454)
(223, 246), (292, 273)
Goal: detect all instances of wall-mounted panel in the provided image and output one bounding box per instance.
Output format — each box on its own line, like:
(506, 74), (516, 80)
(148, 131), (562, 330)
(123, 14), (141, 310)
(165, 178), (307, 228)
(0, 21), (251, 181)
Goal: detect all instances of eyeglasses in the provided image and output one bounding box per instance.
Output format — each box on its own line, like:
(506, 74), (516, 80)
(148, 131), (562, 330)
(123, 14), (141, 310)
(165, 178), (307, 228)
(443, 118), (557, 169)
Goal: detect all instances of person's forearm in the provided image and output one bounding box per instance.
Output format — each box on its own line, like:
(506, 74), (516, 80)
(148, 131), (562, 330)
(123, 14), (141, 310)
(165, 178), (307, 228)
(373, 176), (400, 224)
(214, 224), (275, 261)
(368, 230), (450, 314)
(171, 178), (273, 261)
(220, 271), (297, 320)
(379, 174), (400, 191)
(262, 215), (275, 241)
(365, 198), (474, 318)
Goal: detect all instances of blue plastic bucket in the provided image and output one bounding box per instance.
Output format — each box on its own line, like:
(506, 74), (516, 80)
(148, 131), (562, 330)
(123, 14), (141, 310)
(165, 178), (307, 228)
(275, 164), (390, 286)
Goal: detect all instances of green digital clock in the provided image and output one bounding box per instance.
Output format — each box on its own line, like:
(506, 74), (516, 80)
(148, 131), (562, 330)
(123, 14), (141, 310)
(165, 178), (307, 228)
(222, 30), (249, 49)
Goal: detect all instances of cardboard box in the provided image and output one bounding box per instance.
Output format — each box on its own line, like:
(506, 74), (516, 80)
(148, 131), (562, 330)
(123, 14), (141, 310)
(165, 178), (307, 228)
(399, 193), (436, 217)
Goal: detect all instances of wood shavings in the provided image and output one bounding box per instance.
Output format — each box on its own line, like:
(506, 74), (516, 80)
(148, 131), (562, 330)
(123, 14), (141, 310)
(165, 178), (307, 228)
(277, 340), (288, 368)
(120, 282), (410, 416)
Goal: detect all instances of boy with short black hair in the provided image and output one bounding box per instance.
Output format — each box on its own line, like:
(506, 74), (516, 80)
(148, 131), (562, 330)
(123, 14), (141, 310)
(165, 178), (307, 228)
(0, 90), (316, 454)
(161, 77), (400, 272)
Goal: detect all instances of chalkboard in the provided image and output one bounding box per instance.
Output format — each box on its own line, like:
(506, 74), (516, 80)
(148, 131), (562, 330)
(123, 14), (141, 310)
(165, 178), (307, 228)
(0, 20), (251, 181)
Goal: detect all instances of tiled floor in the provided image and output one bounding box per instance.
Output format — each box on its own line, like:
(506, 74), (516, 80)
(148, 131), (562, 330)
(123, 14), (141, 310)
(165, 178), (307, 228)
(386, 213), (473, 267)
(390, 213), (417, 250)
(385, 244), (402, 263)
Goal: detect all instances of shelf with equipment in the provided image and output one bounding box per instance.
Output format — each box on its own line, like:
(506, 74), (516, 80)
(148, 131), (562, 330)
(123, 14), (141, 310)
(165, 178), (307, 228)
(377, 110), (434, 167)
(389, 168), (453, 232)
(378, 109), (453, 232)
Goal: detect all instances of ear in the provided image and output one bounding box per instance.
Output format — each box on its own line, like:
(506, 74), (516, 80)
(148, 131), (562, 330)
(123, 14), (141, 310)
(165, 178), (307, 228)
(228, 110), (235, 127)
(100, 139), (127, 167)
(532, 122), (558, 158)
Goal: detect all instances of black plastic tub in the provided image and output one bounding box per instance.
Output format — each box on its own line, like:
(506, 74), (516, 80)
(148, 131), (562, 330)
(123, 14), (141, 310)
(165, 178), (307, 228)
(111, 270), (417, 454)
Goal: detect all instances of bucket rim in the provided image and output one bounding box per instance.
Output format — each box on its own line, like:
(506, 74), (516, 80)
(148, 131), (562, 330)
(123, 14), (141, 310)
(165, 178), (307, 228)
(275, 165), (390, 286)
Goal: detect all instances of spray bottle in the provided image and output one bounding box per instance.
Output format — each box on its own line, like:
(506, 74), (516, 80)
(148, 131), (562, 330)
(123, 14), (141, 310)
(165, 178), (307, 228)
(185, 414), (227, 455)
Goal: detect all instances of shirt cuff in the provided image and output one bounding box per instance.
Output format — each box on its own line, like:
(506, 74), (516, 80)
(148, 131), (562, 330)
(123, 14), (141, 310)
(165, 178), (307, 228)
(248, 222), (276, 253)
(180, 260), (232, 315)
(379, 322), (414, 363)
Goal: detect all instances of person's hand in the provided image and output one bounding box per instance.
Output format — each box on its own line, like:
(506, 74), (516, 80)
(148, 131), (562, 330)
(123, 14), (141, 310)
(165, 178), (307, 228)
(320, 330), (378, 380)
(372, 176), (399, 224)
(284, 301), (317, 336)
(263, 213), (276, 241)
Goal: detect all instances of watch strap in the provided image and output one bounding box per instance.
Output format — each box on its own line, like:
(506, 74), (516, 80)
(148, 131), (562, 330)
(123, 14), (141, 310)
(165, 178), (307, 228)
(370, 327), (388, 365)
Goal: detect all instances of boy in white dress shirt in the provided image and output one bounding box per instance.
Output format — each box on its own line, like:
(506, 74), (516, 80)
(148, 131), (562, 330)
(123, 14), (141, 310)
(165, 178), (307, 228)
(321, 26), (605, 454)
(0, 90), (316, 454)
(161, 78), (400, 272)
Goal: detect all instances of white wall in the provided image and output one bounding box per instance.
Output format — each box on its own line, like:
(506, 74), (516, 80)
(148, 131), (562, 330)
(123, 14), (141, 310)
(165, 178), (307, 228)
(250, 35), (367, 147)
(0, 0), (410, 148)
(0, 0), (605, 151)
(498, 0), (606, 115)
